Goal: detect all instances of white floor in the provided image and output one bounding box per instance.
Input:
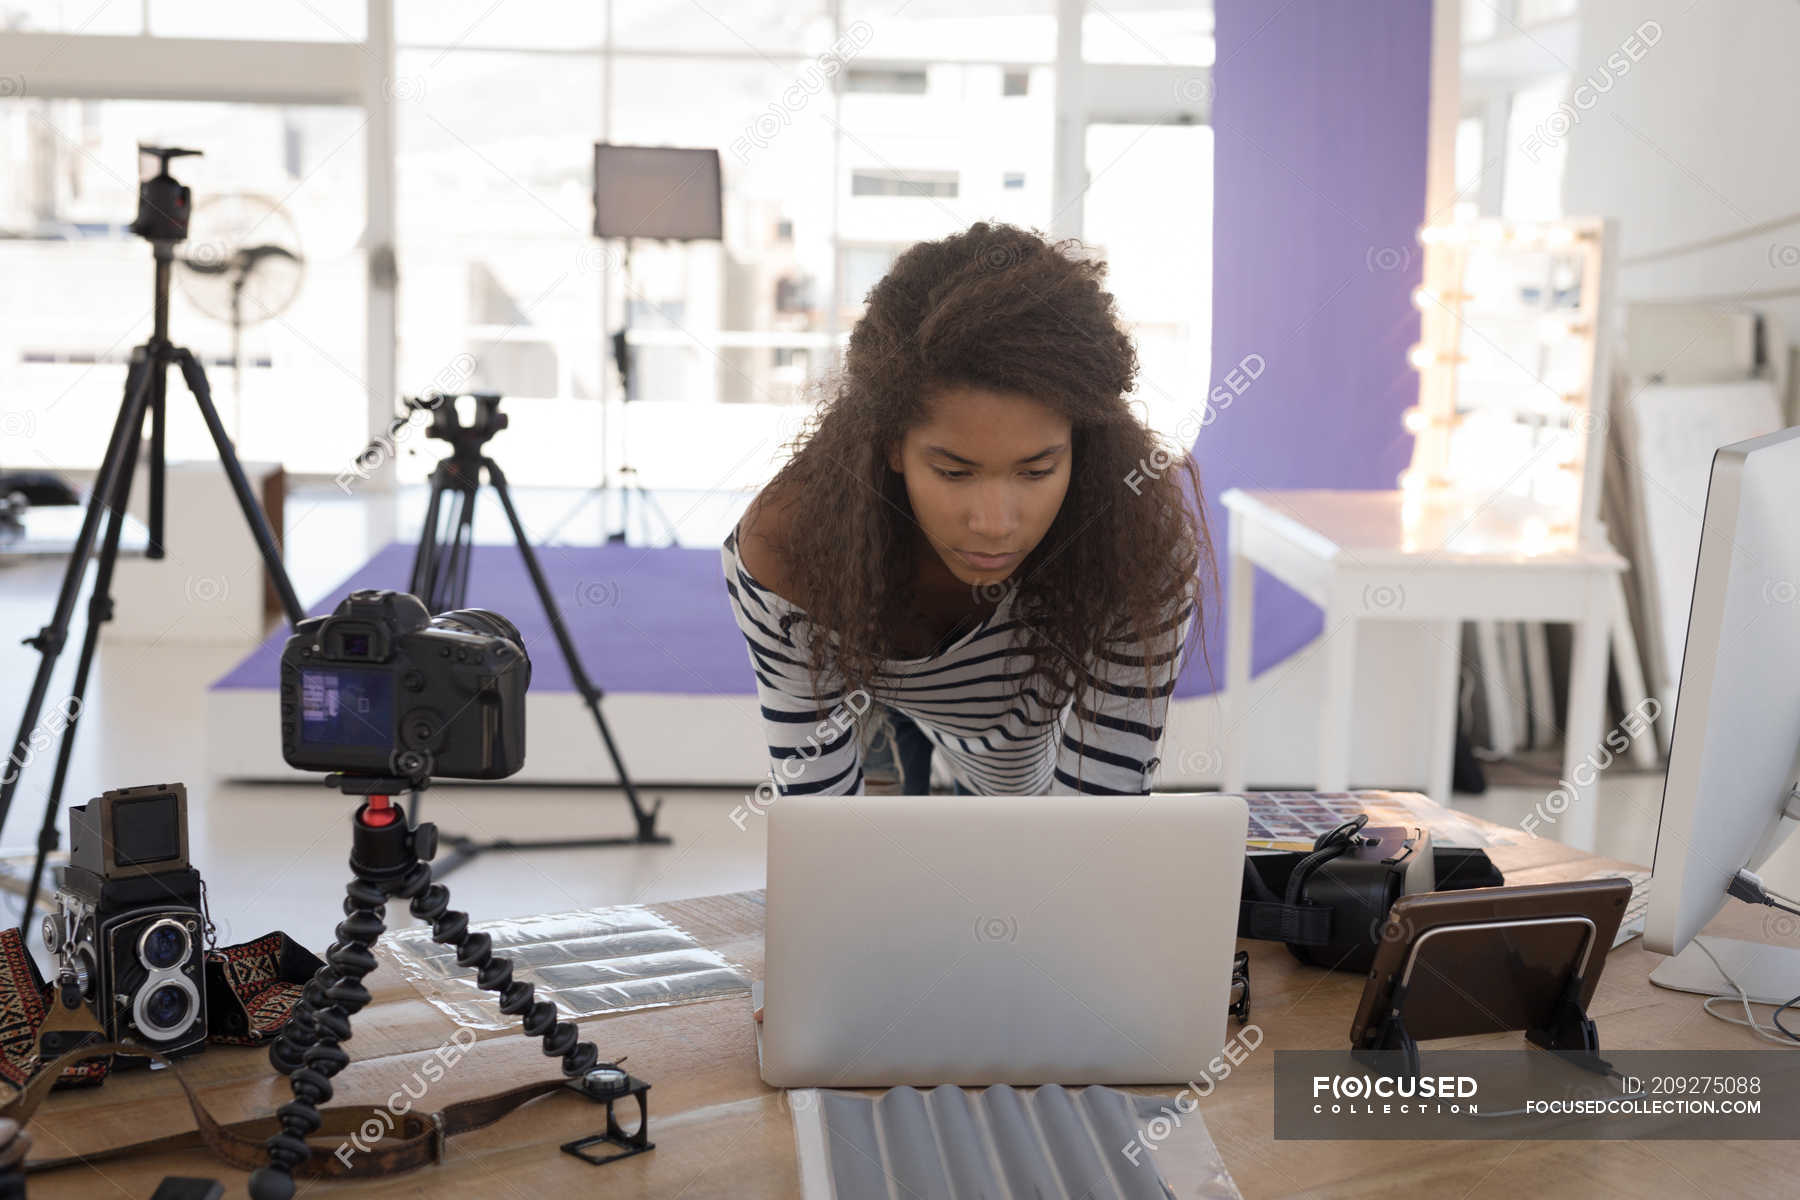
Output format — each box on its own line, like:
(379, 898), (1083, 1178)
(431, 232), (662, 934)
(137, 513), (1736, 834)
(0, 481), (1667, 955)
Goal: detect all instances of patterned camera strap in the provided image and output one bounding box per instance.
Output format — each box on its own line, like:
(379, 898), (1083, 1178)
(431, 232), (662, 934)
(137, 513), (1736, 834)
(0, 929), (576, 1180)
(0, 928), (106, 1092)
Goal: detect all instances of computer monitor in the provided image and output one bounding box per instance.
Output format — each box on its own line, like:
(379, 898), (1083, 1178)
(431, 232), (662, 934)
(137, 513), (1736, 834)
(1646, 425), (1800, 1003)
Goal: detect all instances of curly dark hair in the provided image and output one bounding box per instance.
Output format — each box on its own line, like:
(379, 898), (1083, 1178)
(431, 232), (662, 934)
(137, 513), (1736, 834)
(760, 221), (1214, 735)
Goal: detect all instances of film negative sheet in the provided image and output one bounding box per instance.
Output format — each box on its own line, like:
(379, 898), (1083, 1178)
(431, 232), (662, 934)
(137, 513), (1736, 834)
(385, 905), (751, 1030)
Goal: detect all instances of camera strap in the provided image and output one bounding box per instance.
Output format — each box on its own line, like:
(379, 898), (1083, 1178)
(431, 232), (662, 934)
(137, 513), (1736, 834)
(0, 929), (109, 1093)
(0, 930), (607, 1180)
(0, 927), (323, 1094)
(4, 1037), (578, 1180)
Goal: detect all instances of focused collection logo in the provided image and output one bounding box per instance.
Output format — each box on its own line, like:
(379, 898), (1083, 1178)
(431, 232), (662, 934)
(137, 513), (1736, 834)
(1311, 1072), (1479, 1114)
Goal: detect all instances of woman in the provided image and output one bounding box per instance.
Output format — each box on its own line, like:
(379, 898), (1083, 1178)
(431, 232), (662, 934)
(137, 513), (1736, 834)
(722, 221), (1211, 796)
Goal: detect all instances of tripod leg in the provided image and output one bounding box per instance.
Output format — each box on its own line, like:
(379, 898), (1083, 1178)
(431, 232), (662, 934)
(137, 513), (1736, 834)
(20, 413), (149, 934)
(254, 876), (384, 1200)
(482, 460), (661, 839)
(0, 349), (156, 840)
(636, 483), (682, 548)
(409, 467), (448, 600)
(171, 347), (305, 626)
(254, 806), (601, 1200)
(444, 476), (476, 612)
(148, 348), (166, 559)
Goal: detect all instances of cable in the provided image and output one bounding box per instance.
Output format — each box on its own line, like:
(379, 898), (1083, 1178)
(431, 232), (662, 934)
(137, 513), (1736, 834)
(1691, 936), (1800, 1047)
(1763, 883), (1800, 911)
(1774, 993), (1800, 1043)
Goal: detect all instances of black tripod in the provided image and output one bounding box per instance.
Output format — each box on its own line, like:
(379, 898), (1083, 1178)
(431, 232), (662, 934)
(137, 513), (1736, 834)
(403, 392), (667, 875)
(248, 775), (652, 1200)
(0, 146), (305, 934)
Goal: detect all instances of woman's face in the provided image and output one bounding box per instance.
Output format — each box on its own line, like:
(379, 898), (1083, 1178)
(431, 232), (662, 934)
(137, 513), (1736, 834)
(886, 384), (1074, 588)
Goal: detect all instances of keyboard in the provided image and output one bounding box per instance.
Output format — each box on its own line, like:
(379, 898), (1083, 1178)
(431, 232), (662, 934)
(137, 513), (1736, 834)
(1582, 869), (1651, 948)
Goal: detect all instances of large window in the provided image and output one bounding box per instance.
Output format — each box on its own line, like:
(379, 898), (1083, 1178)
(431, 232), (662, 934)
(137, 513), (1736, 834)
(1502, 76), (1570, 221)
(0, 2), (1218, 496)
(1084, 123), (1212, 447)
(390, 48), (605, 485)
(0, 95), (366, 473)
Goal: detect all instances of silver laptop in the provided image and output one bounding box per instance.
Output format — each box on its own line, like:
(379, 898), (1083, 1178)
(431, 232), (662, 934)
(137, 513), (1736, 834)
(761, 791), (1249, 1087)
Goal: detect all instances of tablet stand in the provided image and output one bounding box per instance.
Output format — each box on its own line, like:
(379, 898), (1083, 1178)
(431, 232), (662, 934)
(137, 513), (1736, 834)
(1354, 915), (1605, 1078)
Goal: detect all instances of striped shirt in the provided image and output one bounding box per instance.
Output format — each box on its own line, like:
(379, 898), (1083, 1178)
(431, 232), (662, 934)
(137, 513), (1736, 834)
(721, 525), (1197, 796)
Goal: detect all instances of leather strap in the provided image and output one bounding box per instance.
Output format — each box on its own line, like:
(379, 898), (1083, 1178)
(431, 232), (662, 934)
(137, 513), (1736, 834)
(7, 1041), (577, 1179)
(1237, 897), (1334, 944)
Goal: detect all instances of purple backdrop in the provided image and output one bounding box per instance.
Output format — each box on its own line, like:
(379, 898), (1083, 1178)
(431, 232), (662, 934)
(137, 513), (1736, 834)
(213, 543), (749, 695)
(1174, 0), (1432, 699)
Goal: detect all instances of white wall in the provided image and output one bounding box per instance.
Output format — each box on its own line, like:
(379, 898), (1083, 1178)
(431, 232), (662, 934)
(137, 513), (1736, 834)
(1563, 1), (1800, 344)
(1562, 0), (1800, 887)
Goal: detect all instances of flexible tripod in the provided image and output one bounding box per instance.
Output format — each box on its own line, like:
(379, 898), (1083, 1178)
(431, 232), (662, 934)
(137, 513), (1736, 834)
(0, 147), (304, 934)
(404, 392), (667, 875)
(248, 775), (652, 1200)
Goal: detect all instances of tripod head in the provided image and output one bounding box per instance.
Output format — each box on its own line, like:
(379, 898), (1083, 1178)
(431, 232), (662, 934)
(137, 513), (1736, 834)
(411, 391), (508, 462)
(130, 145), (201, 244)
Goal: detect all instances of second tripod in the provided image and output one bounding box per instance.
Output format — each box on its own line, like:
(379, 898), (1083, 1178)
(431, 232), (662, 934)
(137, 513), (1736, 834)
(405, 392), (667, 874)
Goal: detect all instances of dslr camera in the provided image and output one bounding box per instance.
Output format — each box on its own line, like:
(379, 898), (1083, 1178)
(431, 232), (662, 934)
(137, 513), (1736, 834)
(279, 589), (530, 780)
(43, 782), (209, 1057)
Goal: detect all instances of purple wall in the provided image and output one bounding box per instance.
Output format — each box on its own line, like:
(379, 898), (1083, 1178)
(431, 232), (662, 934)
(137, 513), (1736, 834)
(1175, 0), (1434, 698)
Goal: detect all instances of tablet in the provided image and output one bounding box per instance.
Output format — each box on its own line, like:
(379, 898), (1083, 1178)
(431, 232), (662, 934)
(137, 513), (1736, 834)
(1350, 877), (1633, 1048)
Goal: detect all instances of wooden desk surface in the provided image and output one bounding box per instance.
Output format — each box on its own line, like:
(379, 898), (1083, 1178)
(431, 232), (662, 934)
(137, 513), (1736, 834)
(26, 831), (1799, 1199)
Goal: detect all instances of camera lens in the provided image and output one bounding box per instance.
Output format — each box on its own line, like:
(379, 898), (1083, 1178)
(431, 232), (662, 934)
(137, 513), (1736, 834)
(142, 983), (191, 1033)
(436, 609), (531, 682)
(436, 608), (525, 647)
(132, 971), (200, 1041)
(138, 918), (190, 970)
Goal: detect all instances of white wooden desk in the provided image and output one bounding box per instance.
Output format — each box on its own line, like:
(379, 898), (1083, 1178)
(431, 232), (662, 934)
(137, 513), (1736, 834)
(1220, 488), (1630, 849)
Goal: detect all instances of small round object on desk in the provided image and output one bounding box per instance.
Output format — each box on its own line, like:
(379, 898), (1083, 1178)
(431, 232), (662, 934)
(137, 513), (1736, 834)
(585, 1065), (631, 1098)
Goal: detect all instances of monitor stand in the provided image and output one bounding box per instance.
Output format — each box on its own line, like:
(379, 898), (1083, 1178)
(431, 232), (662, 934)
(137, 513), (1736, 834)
(1650, 936), (1800, 1006)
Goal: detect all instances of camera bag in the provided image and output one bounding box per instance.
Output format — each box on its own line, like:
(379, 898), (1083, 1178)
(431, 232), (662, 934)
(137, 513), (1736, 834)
(1238, 816), (1505, 973)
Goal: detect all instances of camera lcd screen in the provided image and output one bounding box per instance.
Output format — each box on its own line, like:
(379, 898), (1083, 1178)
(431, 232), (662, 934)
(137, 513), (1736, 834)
(299, 667), (394, 747)
(112, 792), (181, 867)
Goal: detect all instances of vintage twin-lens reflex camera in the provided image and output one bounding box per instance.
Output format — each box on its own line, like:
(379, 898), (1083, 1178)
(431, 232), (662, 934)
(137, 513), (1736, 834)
(279, 589), (530, 780)
(42, 782), (209, 1057)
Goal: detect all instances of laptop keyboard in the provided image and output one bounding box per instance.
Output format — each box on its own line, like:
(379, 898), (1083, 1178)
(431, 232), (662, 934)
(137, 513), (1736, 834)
(1581, 869), (1651, 948)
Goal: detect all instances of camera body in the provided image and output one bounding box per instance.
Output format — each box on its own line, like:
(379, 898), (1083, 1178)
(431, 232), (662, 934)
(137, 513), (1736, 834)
(45, 783), (208, 1057)
(279, 589), (530, 780)
(128, 145), (199, 243)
